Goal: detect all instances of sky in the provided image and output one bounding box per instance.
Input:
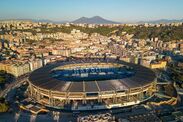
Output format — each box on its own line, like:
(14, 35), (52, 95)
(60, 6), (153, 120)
(0, 0), (183, 22)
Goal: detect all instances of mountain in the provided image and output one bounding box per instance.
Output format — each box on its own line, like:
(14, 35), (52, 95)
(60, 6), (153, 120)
(72, 16), (120, 24)
(138, 19), (183, 24)
(2, 17), (183, 24)
(0, 19), (68, 24)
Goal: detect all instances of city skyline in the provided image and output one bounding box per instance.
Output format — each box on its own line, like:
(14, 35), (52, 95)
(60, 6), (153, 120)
(1, 1), (183, 120)
(0, 0), (183, 23)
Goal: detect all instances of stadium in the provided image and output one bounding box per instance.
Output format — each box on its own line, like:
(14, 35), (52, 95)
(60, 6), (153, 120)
(28, 58), (156, 111)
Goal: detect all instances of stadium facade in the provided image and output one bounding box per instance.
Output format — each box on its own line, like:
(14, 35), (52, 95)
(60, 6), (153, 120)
(28, 58), (156, 110)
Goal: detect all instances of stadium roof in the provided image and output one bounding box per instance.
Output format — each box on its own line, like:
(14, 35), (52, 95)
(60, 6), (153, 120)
(29, 58), (156, 93)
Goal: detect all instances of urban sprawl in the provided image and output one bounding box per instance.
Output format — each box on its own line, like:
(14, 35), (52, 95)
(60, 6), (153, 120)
(0, 20), (183, 122)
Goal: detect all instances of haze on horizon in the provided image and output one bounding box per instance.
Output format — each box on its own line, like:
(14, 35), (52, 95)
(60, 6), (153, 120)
(0, 0), (183, 23)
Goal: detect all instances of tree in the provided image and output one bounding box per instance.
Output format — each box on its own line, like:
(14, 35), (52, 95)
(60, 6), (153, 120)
(0, 103), (9, 113)
(0, 76), (5, 84)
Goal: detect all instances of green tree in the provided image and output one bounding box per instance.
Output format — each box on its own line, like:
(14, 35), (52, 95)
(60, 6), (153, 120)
(0, 103), (9, 113)
(0, 76), (5, 84)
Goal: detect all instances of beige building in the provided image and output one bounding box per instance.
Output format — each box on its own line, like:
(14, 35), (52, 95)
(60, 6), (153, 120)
(0, 62), (30, 77)
(29, 59), (43, 71)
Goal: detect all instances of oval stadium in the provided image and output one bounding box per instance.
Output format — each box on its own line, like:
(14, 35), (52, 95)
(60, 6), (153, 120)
(28, 58), (156, 111)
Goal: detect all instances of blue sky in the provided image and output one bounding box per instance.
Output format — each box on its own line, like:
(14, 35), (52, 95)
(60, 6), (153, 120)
(0, 0), (183, 22)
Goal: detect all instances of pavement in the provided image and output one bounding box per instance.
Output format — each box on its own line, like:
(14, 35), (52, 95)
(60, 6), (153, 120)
(0, 111), (76, 122)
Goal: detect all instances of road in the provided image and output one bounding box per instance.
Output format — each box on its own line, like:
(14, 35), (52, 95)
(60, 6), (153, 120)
(0, 73), (29, 98)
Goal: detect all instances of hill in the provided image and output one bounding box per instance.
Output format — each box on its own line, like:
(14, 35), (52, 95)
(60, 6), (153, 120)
(72, 16), (119, 24)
